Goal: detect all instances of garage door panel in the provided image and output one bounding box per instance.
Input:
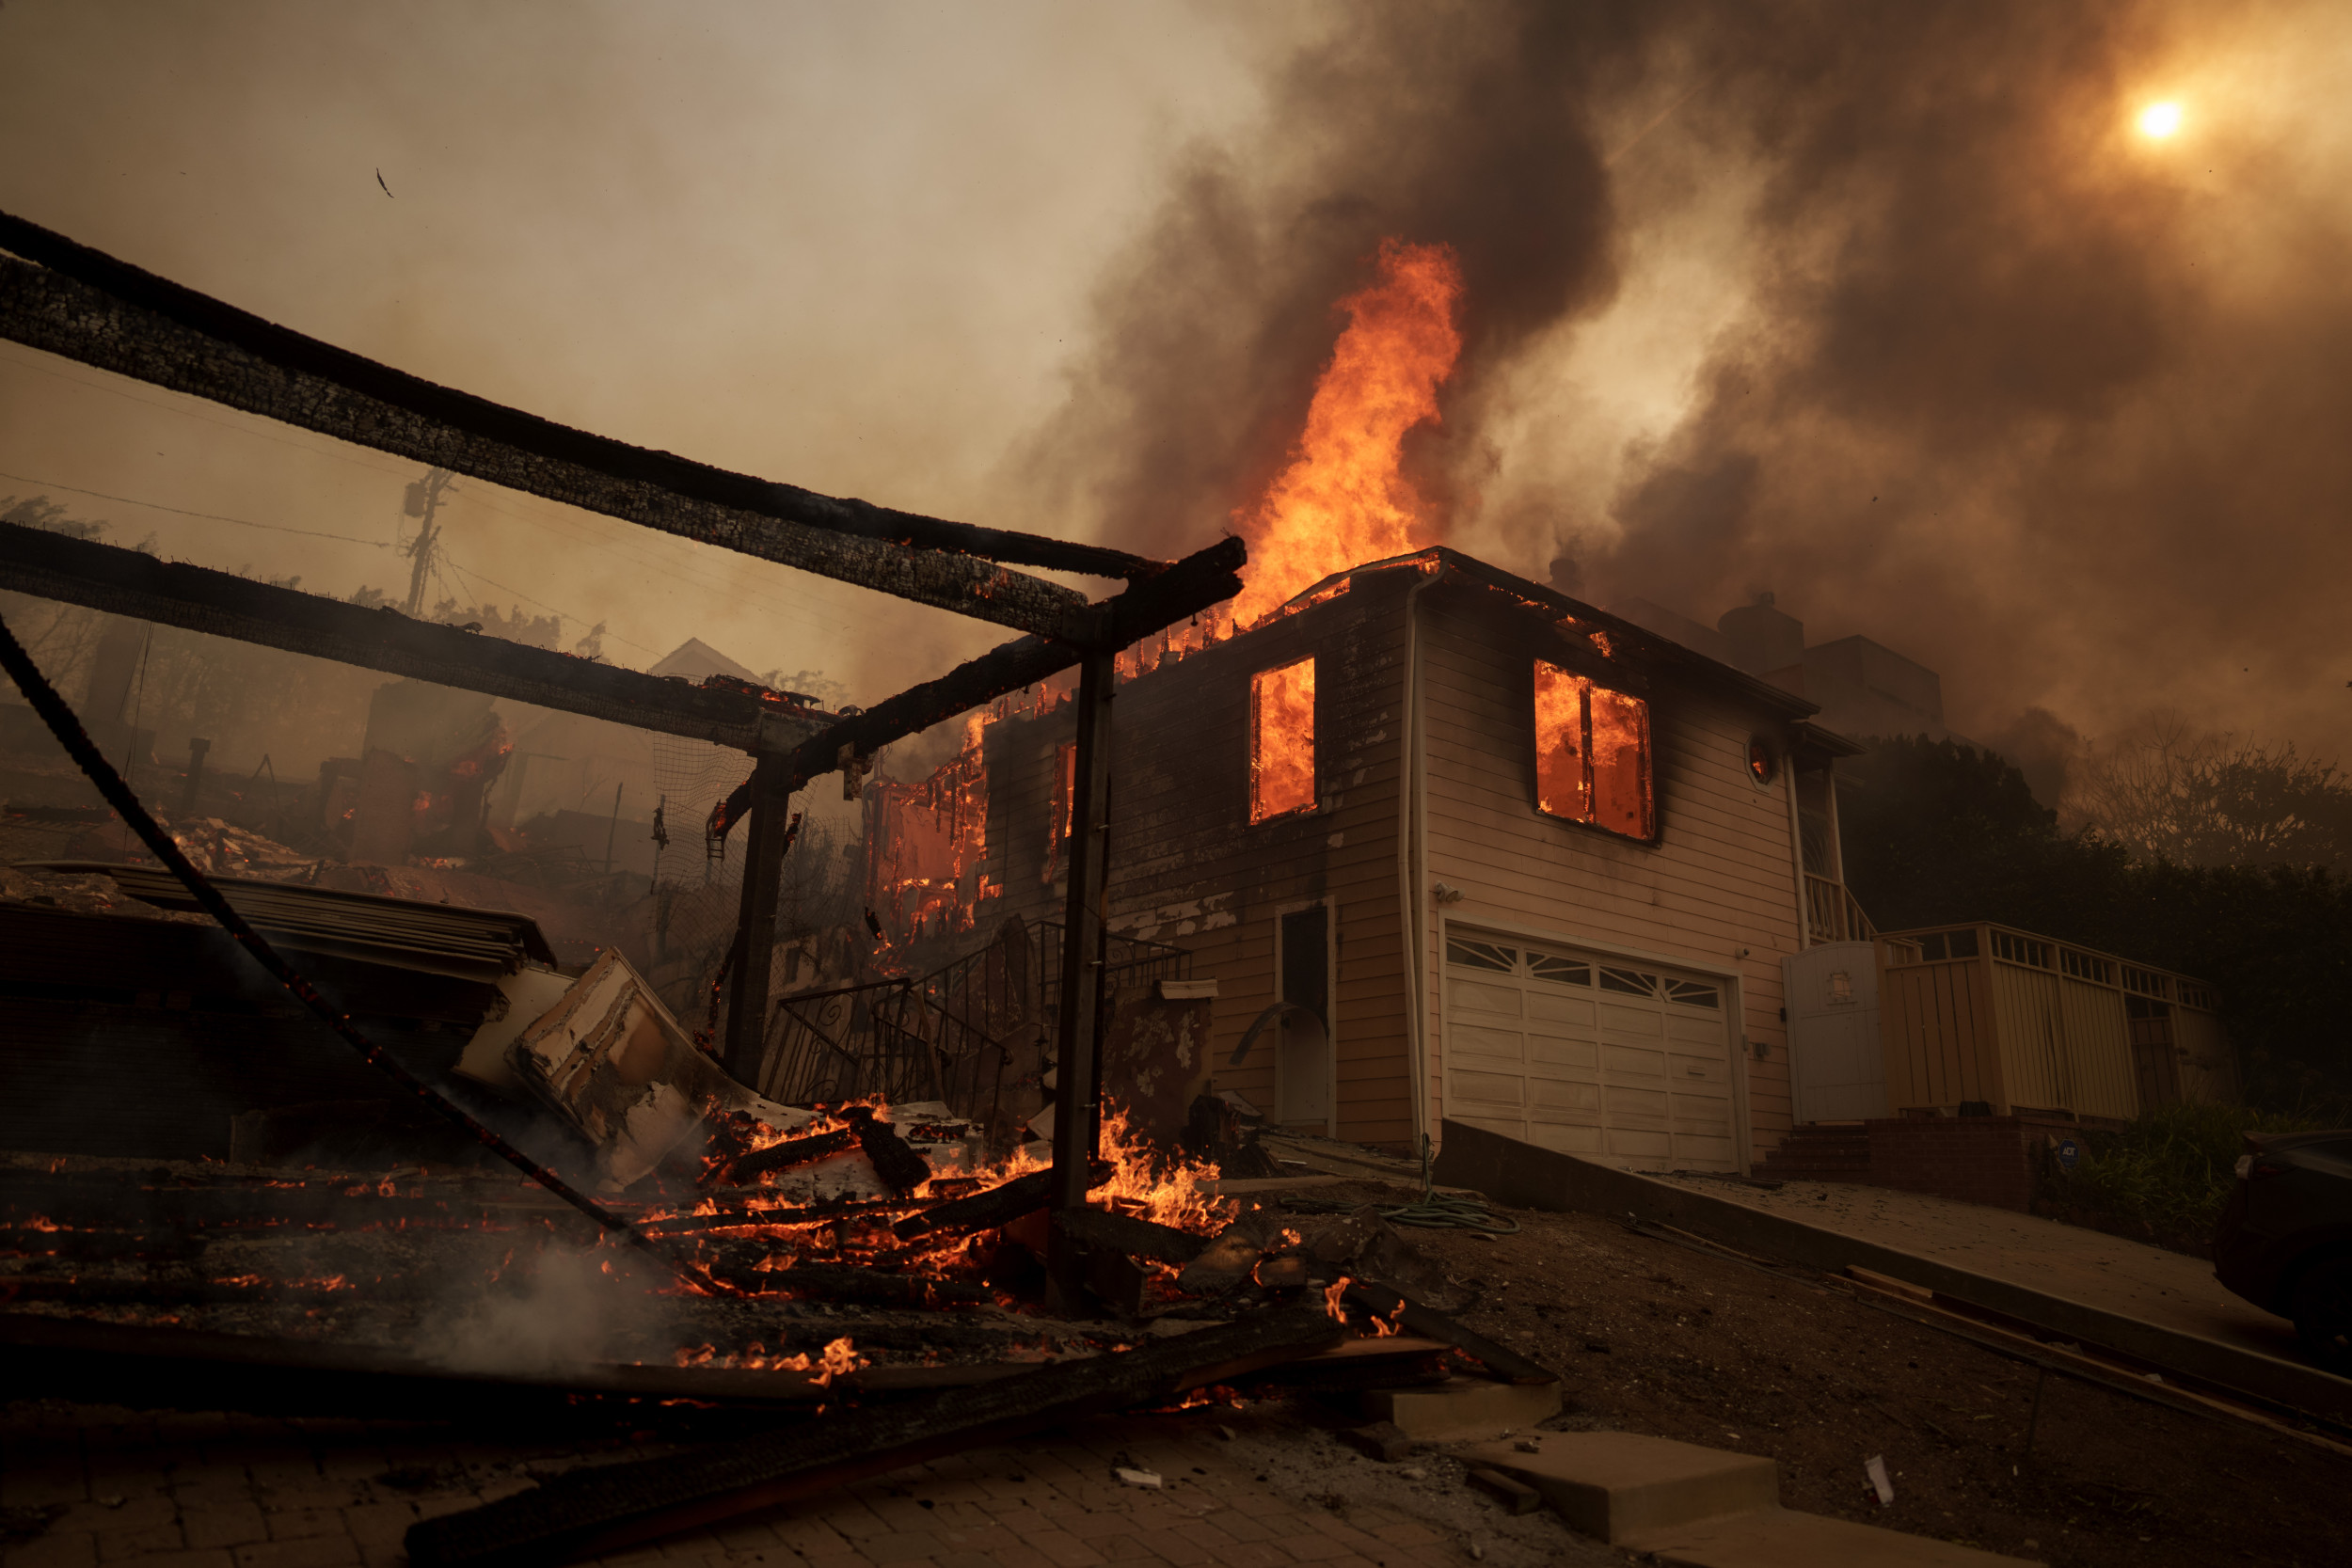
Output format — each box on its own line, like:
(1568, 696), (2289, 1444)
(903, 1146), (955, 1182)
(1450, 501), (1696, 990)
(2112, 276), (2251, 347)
(1604, 1085), (1669, 1123)
(1665, 1015), (1723, 1047)
(1451, 979), (1525, 1017)
(1445, 928), (1739, 1173)
(1527, 992), (1597, 1026)
(1529, 1078), (1601, 1116)
(1605, 1127), (1673, 1160)
(1600, 1003), (1665, 1037)
(1453, 1024), (1525, 1062)
(1453, 1070), (1526, 1109)
(1603, 1044), (1668, 1080)
(1527, 1035), (1599, 1070)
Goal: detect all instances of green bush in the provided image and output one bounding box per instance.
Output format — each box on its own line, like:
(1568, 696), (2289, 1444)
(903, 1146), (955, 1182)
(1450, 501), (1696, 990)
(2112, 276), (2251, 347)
(2051, 1103), (2328, 1252)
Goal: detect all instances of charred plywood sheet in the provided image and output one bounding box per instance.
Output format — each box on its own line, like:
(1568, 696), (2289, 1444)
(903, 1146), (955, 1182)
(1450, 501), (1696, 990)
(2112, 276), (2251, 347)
(510, 949), (805, 1188)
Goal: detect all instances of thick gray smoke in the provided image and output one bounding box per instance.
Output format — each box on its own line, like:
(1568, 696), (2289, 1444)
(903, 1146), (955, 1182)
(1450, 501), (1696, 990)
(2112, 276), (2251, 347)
(1019, 0), (2352, 754)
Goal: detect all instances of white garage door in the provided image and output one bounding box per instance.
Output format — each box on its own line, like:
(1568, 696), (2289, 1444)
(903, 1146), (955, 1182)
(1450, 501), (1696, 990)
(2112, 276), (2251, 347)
(1442, 927), (1740, 1170)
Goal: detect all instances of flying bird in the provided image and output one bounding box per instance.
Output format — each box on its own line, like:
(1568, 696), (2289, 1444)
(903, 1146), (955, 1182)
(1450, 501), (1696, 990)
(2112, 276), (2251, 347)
(375, 168), (392, 198)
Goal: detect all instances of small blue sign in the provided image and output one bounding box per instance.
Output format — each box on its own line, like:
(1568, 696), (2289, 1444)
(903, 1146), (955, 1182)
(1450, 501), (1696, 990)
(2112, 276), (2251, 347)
(2057, 1137), (2081, 1171)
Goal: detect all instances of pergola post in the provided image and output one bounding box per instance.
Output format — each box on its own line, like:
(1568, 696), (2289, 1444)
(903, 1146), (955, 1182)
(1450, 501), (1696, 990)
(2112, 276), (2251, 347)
(1044, 649), (1116, 1309)
(722, 754), (797, 1083)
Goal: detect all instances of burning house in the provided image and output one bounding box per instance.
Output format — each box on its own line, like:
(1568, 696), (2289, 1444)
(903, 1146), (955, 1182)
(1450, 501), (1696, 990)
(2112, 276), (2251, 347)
(864, 547), (1867, 1174)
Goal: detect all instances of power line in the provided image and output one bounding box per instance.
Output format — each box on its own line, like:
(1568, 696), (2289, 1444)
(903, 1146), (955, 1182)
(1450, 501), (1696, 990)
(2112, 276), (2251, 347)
(0, 466), (392, 546)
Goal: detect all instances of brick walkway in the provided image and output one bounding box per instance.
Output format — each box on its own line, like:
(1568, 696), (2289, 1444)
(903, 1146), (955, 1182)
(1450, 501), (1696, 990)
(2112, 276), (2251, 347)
(0, 1402), (1613, 1568)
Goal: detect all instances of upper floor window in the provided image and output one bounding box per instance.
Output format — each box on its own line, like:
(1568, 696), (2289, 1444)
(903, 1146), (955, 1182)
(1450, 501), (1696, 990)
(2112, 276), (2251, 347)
(1250, 656), (1317, 822)
(1534, 659), (1653, 840)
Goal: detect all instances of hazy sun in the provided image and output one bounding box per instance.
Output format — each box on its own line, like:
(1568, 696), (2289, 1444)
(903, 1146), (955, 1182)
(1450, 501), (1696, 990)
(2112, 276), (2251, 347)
(2138, 101), (2184, 139)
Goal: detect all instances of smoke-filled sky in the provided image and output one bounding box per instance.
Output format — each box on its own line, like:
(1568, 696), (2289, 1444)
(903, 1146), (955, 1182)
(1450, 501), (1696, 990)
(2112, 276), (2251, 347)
(4, 1), (2348, 761)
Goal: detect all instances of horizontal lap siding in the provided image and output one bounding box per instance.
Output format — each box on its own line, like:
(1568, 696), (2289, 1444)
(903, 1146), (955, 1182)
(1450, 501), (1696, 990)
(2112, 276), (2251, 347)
(980, 574), (1416, 1145)
(1415, 589), (1804, 1164)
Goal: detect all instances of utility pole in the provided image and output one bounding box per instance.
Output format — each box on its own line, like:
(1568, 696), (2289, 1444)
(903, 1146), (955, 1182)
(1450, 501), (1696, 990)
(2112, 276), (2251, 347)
(402, 467), (456, 615)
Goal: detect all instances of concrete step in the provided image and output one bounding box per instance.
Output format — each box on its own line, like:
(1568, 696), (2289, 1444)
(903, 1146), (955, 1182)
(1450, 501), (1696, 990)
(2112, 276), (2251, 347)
(1454, 1432), (1775, 1544)
(1360, 1375), (1561, 1440)
(1458, 1432), (2040, 1566)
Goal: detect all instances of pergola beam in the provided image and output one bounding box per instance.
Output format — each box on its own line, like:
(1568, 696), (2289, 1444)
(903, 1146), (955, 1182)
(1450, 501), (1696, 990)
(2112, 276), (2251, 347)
(0, 519), (828, 755)
(0, 210), (1151, 645)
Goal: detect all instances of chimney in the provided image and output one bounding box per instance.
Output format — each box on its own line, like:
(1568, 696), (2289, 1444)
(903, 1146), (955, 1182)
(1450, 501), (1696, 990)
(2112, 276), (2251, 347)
(1716, 591), (1805, 676)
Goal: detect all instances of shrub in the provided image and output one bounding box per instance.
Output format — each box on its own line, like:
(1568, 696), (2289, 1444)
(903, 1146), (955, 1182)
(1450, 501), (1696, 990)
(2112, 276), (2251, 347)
(2045, 1102), (2330, 1255)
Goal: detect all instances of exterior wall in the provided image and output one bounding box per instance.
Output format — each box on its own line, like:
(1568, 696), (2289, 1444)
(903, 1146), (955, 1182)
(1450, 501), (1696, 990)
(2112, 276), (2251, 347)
(976, 569), (1415, 1145)
(1412, 584), (1805, 1166)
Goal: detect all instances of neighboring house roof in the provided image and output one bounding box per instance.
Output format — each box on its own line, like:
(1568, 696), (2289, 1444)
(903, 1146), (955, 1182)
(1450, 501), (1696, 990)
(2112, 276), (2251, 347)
(649, 637), (765, 687)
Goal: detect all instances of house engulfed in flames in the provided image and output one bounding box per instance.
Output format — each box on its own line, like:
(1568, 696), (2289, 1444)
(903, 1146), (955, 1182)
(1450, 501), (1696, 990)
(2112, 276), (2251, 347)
(862, 544), (1866, 1175)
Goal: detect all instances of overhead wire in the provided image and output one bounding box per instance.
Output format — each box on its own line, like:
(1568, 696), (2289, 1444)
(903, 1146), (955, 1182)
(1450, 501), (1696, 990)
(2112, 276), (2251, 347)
(0, 341), (880, 642)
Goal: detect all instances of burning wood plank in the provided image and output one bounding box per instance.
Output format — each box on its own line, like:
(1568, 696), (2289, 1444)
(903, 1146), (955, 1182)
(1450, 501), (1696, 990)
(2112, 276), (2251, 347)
(405, 1307), (1345, 1568)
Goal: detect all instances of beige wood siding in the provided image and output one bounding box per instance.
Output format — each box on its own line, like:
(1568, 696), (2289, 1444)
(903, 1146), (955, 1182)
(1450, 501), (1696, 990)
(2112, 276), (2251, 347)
(1413, 589), (1804, 1165)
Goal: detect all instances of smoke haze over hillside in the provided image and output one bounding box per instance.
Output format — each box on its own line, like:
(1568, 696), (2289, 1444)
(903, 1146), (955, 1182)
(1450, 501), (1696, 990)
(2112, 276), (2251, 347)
(4, 1), (2348, 760)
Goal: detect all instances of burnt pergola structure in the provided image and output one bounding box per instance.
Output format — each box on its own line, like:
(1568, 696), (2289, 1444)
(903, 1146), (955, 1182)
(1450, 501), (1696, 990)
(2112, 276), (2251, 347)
(0, 210), (1244, 1295)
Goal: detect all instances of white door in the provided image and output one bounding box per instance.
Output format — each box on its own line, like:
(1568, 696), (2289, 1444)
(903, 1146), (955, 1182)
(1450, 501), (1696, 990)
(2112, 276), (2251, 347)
(1442, 927), (1740, 1170)
(1783, 941), (1886, 1121)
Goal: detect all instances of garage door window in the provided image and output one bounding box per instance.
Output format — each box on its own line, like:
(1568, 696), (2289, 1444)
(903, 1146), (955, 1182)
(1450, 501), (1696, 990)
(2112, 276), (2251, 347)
(1533, 660), (1653, 840)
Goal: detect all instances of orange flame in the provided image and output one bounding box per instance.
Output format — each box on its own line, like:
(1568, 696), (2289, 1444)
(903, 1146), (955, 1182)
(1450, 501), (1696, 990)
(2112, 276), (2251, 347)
(1232, 239), (1463, 628)
(1323, 1276), (1351, 1323)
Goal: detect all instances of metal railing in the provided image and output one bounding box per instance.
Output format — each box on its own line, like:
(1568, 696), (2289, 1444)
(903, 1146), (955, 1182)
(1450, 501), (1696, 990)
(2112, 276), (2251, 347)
(754, 915), (1191, 1137)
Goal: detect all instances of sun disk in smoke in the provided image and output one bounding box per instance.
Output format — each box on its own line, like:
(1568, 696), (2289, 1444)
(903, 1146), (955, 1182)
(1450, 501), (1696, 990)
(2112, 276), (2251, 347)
(2137, 101), (2183, 139)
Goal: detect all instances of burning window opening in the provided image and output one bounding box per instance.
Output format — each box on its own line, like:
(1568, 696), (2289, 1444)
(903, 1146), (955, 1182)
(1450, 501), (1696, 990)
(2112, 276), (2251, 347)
(864, 716), (999, 948)
(1249, 657), (1317, 823)
(1534, 659), (1654, 840)
(1043, 740), (1076, 884)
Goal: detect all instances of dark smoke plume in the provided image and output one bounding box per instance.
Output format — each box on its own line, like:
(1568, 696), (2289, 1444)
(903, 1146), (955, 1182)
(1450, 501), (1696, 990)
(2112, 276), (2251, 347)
(1022, 0), (2352, 753)
(1010, 2), (1645, 552)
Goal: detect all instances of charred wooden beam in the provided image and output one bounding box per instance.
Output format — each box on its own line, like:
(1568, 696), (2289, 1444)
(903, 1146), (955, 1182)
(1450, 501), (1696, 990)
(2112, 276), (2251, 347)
(887, 1163), (1109, 1244)
(704, 1129), (862, 1188)
(1045, 649), (1117, 1313)
(405, 1307), (1345, 1568)
(1341, 1279), (1558, 1386)
(0, 519), (828, 755)
(699, 1262), (990, 1308)
(1052, 1206), (1208, 1265)
(0, 213), (1148, 641)
(845, 1108), (936, 1197)
(705, 535), (1248, 834)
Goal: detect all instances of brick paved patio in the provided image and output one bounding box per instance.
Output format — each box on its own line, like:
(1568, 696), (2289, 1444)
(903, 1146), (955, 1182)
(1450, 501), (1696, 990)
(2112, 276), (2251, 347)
(0, 1402), (1617, 1568)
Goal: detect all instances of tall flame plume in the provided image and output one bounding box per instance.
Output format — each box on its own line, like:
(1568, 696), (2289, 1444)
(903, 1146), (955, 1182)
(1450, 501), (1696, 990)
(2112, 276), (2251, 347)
(1232, 239), (1464, 627)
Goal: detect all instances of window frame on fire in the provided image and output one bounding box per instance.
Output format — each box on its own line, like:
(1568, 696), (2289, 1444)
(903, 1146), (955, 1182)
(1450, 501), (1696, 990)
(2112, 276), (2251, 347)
(1248, 653), (1321, 824)
(1531, 656), (1658, 844)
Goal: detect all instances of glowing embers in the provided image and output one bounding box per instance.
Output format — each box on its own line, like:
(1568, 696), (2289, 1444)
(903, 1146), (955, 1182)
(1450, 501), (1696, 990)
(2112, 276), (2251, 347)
(1533, 660), (1654, 840)
(1249, 657), (1318, 823)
